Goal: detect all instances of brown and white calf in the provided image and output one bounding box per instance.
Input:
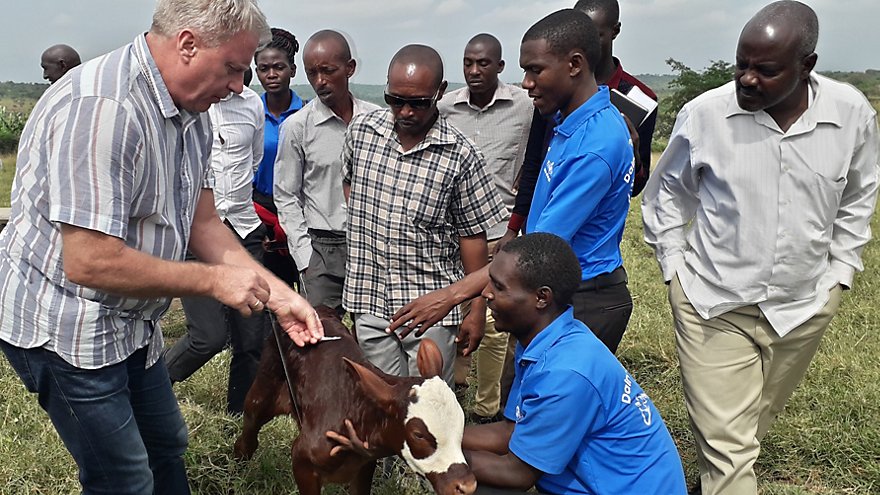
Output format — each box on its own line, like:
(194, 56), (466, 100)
(233, 307), (476, 495)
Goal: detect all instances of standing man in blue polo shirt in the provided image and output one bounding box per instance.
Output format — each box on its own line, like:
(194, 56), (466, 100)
(521, 8), (634, 354)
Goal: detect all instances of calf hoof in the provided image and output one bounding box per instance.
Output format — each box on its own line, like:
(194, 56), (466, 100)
(233, 436), (258, 461)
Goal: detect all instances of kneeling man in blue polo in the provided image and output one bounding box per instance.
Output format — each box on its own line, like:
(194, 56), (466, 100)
(464, 232), (686, 495)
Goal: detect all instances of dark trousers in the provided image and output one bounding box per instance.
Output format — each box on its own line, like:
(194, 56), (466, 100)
(301, 229), (347, 314)
(570, 266), (633, 354)
(500, 267), (633, 407)
(164, 224), (270, 414)
(253, 189), (299, 288)
(1, 342), (190, 495)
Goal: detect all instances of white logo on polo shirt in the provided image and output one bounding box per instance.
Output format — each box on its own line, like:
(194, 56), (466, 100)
(621, 374), (653, 426)
(543, 159), (555, 182)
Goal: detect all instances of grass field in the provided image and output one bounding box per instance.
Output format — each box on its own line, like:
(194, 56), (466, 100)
(0, 153), (879, 494)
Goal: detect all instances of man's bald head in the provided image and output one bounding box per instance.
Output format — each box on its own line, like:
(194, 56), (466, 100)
(573, 0), (619, 24)
(466, 33), (502, 61)
(304, 29), (352, 63)
(734, 0), (819, 120)
(388, 44), (444, 89)
(741, 0), (818, 58)
(41, 44), (82, 84)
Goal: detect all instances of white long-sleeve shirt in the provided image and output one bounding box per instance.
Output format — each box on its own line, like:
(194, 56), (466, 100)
(207, 86), (264, 239)
(642, 73), (879, 337)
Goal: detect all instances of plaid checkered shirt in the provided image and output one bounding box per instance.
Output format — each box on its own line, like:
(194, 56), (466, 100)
(342, 109), (506, 326)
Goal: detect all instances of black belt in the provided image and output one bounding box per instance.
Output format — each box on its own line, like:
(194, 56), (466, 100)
(578, 266), (627, 292)
(308, 228), (346, 239)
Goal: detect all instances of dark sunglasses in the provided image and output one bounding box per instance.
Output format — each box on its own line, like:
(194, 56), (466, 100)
(383, 87), (440, 110)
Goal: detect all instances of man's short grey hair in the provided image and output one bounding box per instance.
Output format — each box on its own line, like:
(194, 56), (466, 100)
(151, 0), (271, 47)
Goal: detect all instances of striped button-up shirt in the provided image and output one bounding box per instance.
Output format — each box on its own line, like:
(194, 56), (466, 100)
(0, 34), (213, 369)
(642, 74), (879, 337)
(342, 109), (505, 325)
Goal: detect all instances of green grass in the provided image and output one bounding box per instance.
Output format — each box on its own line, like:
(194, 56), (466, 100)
(0, 154), (15, 207)
(1, 156), (879, 494)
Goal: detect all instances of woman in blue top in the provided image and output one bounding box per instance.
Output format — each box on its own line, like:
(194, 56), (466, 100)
(253, 27), (304, 286)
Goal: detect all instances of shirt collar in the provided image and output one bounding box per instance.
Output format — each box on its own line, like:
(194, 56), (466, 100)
(605, 56), (624, 89)
(369, 109), (458, 148)
(725, 73), (843, 130)
(134, 33), (179, 120)
(453, 83), (515, 111)
(311, 93), (363, 125)
(554, 86), (612, 138)
(519, 307), (578, 363)
(262, 89), (305, 119)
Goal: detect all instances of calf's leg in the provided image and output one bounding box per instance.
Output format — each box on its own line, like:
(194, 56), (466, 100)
(291, 438), (323, 495)
(349, 459), (377, 495)
(233, 341), (288, 460)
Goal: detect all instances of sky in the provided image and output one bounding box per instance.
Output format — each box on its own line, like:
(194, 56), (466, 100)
(2, 0), (879, 86)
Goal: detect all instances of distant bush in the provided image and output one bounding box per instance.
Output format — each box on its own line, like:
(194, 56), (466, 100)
(655, 59), (734, 140)
(0, 106), (27, 154)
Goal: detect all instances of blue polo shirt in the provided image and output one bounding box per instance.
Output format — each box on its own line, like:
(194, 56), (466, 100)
(505, 308), (686, 495)
(253, 89), (304, 196)
(526, 87), (634, 281)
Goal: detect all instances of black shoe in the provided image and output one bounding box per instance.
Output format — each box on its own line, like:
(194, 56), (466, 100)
(469, 411), (503, 425)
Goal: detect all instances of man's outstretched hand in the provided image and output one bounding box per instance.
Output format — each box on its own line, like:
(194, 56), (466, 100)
(386, 287), (457, 339)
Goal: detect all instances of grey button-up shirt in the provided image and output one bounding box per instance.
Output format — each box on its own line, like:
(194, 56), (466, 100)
(274, 95), (380, 269)
(438, 83), (534, 239)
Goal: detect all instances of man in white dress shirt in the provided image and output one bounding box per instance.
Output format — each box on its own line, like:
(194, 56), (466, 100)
(641, 2), (879, 494)
(274, 30), (379, 314)
(164, 76), (270, 415)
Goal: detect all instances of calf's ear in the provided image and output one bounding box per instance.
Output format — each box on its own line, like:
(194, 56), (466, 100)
(344, 358), (397, 413)
(416, 338), (443, 379)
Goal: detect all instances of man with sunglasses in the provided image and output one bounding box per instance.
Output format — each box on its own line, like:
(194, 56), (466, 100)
(342, 44), (505, 385)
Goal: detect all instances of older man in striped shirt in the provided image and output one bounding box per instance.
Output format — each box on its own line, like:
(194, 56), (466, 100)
(0, 1), (322, 493)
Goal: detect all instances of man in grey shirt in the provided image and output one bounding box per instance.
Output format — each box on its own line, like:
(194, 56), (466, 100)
(275, 30), (379, 314)
(437, 33), (533, 422)
(0, 1), (322, 493)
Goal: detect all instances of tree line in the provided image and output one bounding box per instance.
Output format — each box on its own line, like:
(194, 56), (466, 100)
(3, 68), (880, 156)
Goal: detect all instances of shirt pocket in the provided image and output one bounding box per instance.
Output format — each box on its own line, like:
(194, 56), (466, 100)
(807, 171), (847, 231)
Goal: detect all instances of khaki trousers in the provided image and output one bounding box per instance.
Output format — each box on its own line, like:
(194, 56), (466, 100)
(669, 276), (841, 495)
(454, 239), (508, 417)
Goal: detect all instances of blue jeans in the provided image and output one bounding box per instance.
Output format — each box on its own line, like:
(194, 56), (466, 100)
(1, 341), (190, 495)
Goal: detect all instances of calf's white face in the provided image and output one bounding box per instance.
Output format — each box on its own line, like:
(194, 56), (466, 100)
(400, 376), (466, 475)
